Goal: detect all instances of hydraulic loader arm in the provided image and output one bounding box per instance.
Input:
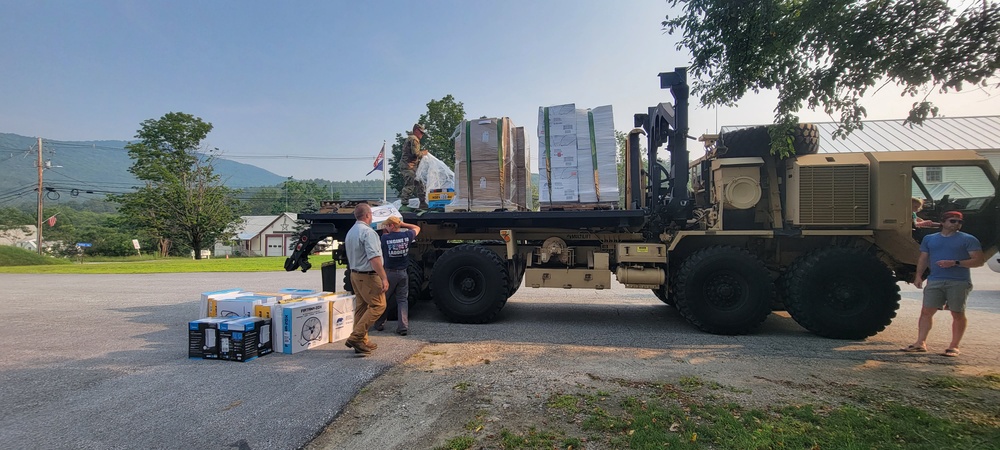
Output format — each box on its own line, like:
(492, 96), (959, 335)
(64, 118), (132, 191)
(283, 222), (339, 273)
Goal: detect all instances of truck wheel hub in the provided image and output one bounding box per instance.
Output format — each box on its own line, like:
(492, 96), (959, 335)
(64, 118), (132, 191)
(706, 273), (743, 307)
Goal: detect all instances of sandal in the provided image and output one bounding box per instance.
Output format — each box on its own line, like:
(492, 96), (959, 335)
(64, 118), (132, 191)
(900, 344), (927, 353)
(942, 348), (960, 357)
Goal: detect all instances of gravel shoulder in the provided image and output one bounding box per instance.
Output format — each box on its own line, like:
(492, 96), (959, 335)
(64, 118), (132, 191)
(308, 268), (1000, 449)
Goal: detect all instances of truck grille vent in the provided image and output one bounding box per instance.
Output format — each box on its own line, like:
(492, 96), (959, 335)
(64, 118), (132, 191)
(797, 165), (870, 225)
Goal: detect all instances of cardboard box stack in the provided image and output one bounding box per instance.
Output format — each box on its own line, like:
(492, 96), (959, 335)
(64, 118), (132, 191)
(189, 288), (356, 361)
(448, 117), (521, 211)
(537, 104), (579, 203)
(538, 104), (619, 209)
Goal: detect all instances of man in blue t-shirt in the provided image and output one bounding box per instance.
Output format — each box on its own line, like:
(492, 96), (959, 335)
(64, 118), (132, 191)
(902, 211), (984, 357)
(373, 215), (420, 335)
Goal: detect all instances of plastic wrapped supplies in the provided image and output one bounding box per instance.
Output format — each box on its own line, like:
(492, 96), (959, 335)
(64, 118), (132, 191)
(538, 104), (618, 209)
(448, 117), (523, 211)
(415, 153), (455, 206)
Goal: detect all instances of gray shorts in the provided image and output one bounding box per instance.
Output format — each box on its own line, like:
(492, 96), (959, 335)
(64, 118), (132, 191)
(923, 279), (973, 313)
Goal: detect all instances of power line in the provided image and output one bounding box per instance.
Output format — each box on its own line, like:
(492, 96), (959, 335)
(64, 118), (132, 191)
(45, 168), (140, 187)
(30, 141), (374, 162)
(40, 139), (129, 152)
(221, 154), (373, 161)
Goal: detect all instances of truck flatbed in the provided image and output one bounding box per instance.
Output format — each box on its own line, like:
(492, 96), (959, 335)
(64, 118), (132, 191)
(298, 208), (647, 236)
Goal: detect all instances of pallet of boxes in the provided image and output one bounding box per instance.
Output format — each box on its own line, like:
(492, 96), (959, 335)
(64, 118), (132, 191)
(537, 104), (618, 210)
(188, 288), (356, 362)
(447, 117), (532, 211)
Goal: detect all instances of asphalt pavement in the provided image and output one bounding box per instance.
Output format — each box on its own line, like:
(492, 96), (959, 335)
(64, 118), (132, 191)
(1, 266), (998, 449)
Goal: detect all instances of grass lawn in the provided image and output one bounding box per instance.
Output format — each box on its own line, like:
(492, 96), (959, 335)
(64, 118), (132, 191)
(0, 246), (329, 274)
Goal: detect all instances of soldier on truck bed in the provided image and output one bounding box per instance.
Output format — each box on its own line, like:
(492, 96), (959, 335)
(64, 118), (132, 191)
(399, 123), (430, 210)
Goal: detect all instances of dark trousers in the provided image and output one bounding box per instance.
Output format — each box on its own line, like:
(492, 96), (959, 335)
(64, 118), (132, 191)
(374, 268), (409, 332)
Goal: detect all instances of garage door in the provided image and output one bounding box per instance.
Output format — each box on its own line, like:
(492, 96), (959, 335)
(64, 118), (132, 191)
(265, 235), (285, 257)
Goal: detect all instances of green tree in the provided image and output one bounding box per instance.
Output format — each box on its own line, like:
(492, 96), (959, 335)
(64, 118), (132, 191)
(111, 112), (241, 259)
(389, 95), (466, 196)
(664, 0), (999, 156)
(616, 130), (628, 208)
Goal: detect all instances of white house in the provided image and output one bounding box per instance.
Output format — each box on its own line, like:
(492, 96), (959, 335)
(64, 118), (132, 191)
(0, 225), (39, 250)
(215, 213), (300, 257)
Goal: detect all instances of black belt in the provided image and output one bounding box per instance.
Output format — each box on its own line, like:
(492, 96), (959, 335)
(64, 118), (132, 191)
(350, 269), (376, 274)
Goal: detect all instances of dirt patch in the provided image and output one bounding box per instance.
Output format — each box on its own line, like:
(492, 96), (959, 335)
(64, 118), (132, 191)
(305, 341), (1000, 449)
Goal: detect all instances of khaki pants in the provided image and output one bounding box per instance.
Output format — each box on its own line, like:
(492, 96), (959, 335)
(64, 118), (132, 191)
(349, 272), (386, 343)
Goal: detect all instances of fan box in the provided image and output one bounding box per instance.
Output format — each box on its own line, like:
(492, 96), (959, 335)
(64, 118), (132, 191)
(251, 291), (294, 301)
(328, 294), (356, 343)
(200, 288), (252, 318)
(279, 300), (330, 354)
(219, 317), (272, 362)
(188, 317), (231, 359)
(214, 295), (278, 318)
(277, 288), (319, 298)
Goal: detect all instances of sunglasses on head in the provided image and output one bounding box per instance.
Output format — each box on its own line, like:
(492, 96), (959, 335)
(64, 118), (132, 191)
(946, 219), (963, 224)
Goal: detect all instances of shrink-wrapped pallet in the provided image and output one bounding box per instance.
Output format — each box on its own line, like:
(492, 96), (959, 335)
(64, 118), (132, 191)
(538, 103), (619, 209)
(538, 104), (580, 203)
(576, 105), (618, 204)
(448, 117), (518, 211)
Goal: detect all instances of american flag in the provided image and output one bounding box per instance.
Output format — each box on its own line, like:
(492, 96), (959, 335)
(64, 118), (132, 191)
(366, 143), (385, 176)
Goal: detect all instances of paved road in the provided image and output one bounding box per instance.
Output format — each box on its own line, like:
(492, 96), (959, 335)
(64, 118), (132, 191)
(1, 267), (998, 449)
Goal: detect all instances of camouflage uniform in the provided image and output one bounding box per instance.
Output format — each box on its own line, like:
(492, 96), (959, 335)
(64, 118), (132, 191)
(399, 132), (428, 208)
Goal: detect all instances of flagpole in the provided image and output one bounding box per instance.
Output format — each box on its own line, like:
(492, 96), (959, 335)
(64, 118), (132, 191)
(382, 140), (387, 203)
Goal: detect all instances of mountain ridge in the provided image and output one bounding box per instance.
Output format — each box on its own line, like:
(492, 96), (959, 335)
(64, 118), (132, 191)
(0, 132), (288, 204)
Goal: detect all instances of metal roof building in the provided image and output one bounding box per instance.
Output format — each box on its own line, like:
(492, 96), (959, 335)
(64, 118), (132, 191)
(721, 116), (1000, 151)
(721, 115), (1000, 169)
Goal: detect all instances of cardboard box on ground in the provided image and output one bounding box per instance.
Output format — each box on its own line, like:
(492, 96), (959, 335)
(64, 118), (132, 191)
(219, 317), (271, 362)
(538, 104), (619, 209)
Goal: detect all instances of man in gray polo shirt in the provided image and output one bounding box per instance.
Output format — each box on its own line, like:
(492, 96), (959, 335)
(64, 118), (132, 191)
(343, 203), (389, 355)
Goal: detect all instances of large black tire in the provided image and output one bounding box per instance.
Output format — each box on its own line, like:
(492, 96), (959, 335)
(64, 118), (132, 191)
(717, 126), (770, 158)
(431, 244), (510, 323)
(406, 258), (425, 310)
(673, 246), (773, 335)
(790, 123), (819, 155)
(652, 285), (674, 307)
(783, 247), (900, 339)
(718, 123), (819, 157)
(507, 255), (527, 297)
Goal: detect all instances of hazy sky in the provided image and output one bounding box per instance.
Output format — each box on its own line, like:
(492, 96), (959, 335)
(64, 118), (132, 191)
(2, 1), (996, 181)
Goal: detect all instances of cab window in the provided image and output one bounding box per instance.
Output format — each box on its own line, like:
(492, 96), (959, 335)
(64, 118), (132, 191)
(912, 165), (995, 211)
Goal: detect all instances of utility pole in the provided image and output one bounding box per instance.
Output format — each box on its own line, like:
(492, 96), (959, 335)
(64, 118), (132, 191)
(285, 176), (292, 213)
(36, 137), (43, 255)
